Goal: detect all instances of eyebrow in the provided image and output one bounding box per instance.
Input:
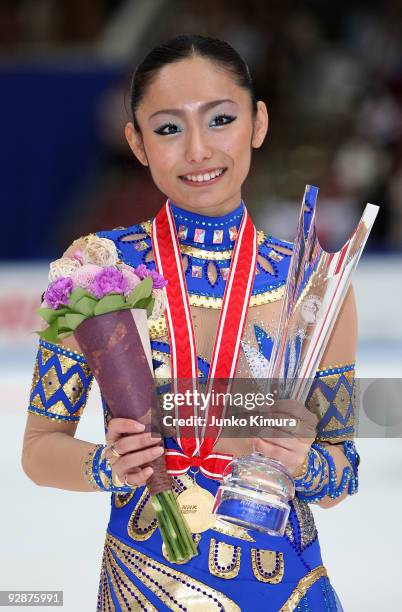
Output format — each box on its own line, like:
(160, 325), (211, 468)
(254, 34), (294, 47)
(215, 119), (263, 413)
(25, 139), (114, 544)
(148, 99), (237, 120)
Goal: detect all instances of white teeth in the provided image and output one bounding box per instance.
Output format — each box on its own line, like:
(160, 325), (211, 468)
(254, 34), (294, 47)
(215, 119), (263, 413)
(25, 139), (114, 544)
(183, 168), (224, 182)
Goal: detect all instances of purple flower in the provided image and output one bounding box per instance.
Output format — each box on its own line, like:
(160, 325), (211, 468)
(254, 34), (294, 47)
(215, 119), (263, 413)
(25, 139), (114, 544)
(44, 277), (73, 310)
(89, 267), (129, 299)
(135, 264), (168, 289)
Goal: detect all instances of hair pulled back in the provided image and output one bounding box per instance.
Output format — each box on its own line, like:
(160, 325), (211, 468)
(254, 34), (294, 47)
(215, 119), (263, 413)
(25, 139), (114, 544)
(129, 34), (258, 132)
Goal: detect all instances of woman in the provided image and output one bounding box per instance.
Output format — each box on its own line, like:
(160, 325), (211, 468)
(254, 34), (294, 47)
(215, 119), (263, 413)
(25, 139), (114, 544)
(22, 35), (359, 611)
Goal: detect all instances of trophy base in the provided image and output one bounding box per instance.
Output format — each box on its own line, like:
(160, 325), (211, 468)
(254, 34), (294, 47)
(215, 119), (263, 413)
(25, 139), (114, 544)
(213, 485), (290, 536)
(212, 453), (295, 537)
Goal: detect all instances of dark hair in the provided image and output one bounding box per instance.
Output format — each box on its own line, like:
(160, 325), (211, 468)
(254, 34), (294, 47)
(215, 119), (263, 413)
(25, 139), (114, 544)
(129, 34), (258, 132)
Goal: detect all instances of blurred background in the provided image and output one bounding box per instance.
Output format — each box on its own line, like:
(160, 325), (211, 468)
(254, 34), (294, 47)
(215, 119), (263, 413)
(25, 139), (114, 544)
(0, 1), (401, 610)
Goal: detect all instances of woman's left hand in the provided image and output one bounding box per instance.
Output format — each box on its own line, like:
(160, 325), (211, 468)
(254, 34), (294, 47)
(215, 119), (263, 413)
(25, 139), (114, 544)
(253, 398), (318, 477)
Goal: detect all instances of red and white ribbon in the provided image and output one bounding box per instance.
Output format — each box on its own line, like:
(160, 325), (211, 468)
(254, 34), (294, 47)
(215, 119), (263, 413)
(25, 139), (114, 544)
(152, 199), (257, 479)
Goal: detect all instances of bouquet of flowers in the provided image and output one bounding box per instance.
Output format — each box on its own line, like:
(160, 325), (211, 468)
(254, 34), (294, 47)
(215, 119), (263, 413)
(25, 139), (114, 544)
(37, 235), (198, 564)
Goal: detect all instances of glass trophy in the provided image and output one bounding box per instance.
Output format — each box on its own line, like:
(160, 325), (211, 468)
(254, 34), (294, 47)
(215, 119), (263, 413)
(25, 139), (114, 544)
(213, 185), (379, 536)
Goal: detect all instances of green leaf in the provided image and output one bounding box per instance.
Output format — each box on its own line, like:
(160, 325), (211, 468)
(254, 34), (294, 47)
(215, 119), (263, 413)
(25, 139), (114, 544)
(65, 313), (87, 330)
(93, 294), (126, 316)
(146, 297), (155, 317)
(56, 315), (67, 329)
(58, 331), (73, 339)
(37, 319), (59, 343)
(68, 287), (95, 308)
(127, 277), (153, 305)
(73, 296), (96, 316)
(36, 307), (58, 324)
(130, 296), (147, 309)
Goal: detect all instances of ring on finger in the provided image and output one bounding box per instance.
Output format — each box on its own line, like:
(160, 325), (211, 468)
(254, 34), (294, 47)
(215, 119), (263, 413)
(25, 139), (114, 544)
(112, 472), (125, 487)
(110, 442), (122, 458)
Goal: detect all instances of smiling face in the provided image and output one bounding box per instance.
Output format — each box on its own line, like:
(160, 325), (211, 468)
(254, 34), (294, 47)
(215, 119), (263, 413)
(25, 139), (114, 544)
(125, 56), (268, 216)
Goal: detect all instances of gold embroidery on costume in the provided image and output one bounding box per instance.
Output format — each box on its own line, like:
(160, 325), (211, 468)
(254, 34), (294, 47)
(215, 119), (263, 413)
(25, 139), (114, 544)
(149, 316), (168, 340)
(172, 473), (195, 493)
(127, 488), (157, 541)
(114, 489), (136, 508)
(211, 518), (256, 542)
(29, 346), (93, 421)
(187, 285), (285, 309)
(105, 532), (241, 611)
(279, 565), (328, 612)
(251, 548), (284, 583)
(307, 387), (330, 420)
(97, 546), (116, 611)
(208, 538), (241, 579)
(103, 545), (157, 611)
(310, 367), (356, 442)
(285, 498), (317, 551)
(139, 220), (153, 235)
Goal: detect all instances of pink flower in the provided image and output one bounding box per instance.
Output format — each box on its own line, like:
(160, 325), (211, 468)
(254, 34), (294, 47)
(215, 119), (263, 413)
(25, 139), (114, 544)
(44, 277), (73, 309)
(73, 250), (84, 264)
(121, 269), (141, 294)
(71, 264), (103, 291)
(88, 267), (129, 298)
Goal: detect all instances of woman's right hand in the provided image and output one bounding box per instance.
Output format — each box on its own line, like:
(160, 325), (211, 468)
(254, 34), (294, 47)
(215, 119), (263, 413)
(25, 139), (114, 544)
(105, 418), (164, 487)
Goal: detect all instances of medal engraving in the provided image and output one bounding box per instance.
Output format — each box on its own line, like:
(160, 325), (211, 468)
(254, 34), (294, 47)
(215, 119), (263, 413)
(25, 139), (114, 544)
(176, 485), (216, 533)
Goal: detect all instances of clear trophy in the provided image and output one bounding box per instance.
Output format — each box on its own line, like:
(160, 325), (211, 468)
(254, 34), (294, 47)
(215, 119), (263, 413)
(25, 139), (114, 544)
(212, 185), (379, 536)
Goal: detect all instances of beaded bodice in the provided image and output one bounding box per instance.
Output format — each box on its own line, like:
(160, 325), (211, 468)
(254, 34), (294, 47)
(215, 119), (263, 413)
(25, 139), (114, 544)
(96, 200), (356, 448)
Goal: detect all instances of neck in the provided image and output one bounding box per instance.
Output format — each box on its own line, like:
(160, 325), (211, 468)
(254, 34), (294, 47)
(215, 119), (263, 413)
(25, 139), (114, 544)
(168, 197), (245, 250)
(169, 192), (242, 218)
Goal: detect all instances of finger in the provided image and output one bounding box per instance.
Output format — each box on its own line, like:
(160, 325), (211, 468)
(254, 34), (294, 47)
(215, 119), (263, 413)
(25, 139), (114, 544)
(106, 418), (145, 443)
(125, 466), (154, 486)
(105, 432), (162, 462)
(254, 438), (295, 464)
(255, 435), (308, 457)
(117, 445), (165, 472)
(259, 419), (316, 440)
(271, 399), (319, 427)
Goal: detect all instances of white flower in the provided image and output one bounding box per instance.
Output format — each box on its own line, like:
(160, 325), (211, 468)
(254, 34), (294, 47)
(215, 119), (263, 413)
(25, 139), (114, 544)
(149, 287), (167, 320)
(48, 257), (81, 282)
(82, 235), (118, 267)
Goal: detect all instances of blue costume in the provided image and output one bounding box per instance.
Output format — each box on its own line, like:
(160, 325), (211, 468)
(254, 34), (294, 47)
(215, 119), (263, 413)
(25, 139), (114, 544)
(28, 201), (358, 611)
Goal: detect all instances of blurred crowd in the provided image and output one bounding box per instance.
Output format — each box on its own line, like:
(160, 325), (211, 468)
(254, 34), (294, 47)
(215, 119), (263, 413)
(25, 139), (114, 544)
(1, 0), (401, 255)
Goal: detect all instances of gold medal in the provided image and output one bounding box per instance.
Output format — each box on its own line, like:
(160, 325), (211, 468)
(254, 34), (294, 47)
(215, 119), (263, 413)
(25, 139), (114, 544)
(176, 484), (216, 533)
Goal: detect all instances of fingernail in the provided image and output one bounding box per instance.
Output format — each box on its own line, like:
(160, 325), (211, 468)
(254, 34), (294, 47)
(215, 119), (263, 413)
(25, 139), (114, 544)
(134, 422), (145, 431)
(144, 467), (153, 476)
(152, 446), (164, 456)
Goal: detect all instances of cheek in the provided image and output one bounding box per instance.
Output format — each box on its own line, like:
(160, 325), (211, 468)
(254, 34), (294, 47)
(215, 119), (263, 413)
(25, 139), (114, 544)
(142, 135), (179, 175)
(220, 127), (252, 169)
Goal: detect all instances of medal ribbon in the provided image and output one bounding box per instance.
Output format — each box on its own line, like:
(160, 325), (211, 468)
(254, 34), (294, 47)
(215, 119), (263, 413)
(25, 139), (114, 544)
(152, 199), (257, 479)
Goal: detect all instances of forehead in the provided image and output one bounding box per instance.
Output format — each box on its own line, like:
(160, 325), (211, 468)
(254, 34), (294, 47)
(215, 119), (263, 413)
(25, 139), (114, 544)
(137, 56), (247, 112)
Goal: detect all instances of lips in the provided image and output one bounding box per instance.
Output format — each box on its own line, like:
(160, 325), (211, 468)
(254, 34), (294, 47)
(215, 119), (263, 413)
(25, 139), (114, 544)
(179, 167), (228, 185)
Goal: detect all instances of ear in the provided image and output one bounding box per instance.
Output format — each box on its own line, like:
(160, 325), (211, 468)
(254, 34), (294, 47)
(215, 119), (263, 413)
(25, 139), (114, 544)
(125, 122), (149, 166)
(251, 101), (269, 149)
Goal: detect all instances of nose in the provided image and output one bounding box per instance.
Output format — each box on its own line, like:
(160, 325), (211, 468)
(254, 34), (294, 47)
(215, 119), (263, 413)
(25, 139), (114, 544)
(185, 126), (212, 164)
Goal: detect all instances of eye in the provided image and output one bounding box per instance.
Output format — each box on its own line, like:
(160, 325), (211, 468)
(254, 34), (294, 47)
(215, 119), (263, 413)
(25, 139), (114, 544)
(210, 113), (237, 127)
(154, 122), (181, 136)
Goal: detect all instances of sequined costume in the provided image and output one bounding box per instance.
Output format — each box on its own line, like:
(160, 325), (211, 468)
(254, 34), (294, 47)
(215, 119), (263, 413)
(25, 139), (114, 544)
(28, 201), (358, 611)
